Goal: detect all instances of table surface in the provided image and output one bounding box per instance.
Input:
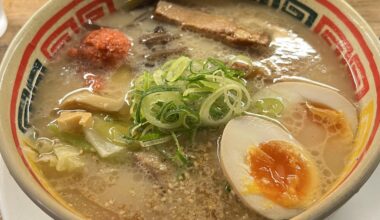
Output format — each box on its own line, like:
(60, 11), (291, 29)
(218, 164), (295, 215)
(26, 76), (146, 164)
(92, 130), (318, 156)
(0, 0), (380, 219)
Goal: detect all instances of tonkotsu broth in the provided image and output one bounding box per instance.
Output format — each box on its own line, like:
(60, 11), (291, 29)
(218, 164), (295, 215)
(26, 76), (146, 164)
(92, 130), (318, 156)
(28, 1), (357, 219)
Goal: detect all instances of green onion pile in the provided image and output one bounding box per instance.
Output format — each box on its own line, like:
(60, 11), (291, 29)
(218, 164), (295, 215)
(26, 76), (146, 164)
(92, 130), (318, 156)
(25, 56), (286, 172)
(126, 56), (251, 165)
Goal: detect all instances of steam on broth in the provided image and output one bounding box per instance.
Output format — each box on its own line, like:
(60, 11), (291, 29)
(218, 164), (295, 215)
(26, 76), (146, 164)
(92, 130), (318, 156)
(25, 0), (357, 219)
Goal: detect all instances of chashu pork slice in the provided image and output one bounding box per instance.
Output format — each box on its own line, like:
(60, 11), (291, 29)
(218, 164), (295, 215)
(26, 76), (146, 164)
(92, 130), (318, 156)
(154, 1), (271, 48)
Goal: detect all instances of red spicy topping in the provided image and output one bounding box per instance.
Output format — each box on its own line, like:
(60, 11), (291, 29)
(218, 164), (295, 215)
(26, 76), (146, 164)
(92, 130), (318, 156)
(69, 28), (131, 68)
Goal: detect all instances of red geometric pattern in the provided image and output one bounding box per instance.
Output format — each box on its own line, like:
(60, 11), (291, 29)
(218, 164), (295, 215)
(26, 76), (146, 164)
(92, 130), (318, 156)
(76, 0), (116, 25)
(10, 0), (116, 187)
(316, 0), (380, 189)
(41, 0), (116, 59)
(314, 15), (369, 100)
(41, 18), (80, 59)
(349, 54), (368, 99)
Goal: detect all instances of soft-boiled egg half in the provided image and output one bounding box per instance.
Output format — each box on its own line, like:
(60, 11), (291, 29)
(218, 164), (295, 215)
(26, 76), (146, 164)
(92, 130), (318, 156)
(220, 116), (320, 219)
(252, 81), (358, 147)
(220, 81), (358, 219)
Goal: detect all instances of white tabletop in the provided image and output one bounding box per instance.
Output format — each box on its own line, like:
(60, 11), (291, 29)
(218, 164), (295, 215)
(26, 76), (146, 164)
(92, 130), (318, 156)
(0, 156), (379, 220)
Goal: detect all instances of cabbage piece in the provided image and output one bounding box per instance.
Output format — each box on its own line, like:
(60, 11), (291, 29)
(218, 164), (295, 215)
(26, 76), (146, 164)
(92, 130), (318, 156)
(92, 116), (130, 146)
(24, 136), (85, 172)
(37, 152), (58, 168)
(53, 145), (84, 172)
(84, 128), (125, 158)
(33, 138), (55, 153)
(48, 123), (94, 152)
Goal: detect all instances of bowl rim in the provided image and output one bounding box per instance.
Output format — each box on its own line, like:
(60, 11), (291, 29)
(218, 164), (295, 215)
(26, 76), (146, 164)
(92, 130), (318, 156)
(0, 0), (380, 219)
(297, 1), (380, 218)
(0, 1), (82, 219)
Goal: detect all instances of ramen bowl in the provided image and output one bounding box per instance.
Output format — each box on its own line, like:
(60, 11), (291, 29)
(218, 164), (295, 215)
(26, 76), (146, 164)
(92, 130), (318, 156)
(0, 0), (380, 219)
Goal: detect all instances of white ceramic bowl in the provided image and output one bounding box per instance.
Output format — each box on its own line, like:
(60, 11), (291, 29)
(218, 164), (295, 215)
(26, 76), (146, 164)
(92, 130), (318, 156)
(1, 0), (380, 219)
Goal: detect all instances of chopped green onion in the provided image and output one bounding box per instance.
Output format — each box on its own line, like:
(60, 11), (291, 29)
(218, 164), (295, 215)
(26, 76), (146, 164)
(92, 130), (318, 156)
(253, 98), (284, 118)
(183, 87), (212, 97)
(141, 91), (184, 129)
(224, 182), (232, 193)
(139, 135), (172, 148)
(165, 56), (191, 82)
(128, 56), (253, 168)
(153, 69), (165, 85)
(171, 132), (190, 167)
(199, 84), (250, 126)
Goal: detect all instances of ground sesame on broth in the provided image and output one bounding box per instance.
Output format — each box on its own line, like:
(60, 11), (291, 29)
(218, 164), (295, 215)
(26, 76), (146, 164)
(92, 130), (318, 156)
(40, 132), (264, 220)
(27, 0), (357, 219)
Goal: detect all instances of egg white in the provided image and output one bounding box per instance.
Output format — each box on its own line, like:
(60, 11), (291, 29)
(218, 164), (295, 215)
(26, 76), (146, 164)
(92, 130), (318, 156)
(252, 81), (358, 134)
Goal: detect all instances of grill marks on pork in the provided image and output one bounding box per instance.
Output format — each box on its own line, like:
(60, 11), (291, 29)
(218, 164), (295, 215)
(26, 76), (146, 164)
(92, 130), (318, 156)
(154, 1), (271, 48)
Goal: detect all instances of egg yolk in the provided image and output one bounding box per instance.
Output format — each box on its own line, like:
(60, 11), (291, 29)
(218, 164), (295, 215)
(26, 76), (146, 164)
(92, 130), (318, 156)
(246, 140), (314, 208)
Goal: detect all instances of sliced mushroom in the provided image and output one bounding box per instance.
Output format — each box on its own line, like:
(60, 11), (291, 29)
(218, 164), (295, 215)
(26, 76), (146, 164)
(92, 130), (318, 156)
(133, 151), (171, 188)
(144, 47), (188, 61)
(139, 32), (180, 47)
(153, 25), (166, 33)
